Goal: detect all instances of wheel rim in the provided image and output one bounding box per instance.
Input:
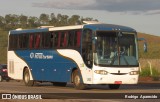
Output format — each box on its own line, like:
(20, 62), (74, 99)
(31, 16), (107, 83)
(24, 72), (30, 83)
(74, 75), (80, 86)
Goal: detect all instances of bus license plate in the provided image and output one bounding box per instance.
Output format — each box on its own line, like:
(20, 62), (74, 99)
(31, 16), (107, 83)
(114, 81), (122, 84)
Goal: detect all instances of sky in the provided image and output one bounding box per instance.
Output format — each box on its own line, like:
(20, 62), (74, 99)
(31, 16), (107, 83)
(0, 0), (160, 36)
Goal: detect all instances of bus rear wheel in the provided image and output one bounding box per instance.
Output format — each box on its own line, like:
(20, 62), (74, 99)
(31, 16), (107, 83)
(108, 84), (120, 89)
(23, 69), (34, 86)
(0, 75), (3, 82)
(73, 71), (86, 90)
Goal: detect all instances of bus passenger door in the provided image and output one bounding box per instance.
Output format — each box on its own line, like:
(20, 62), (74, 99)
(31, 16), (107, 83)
(81, 29), (93, 84)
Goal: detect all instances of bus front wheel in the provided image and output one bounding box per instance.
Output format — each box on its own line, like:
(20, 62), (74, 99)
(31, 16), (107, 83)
(23, 69), (34, 86)
(108, 84), (120, 89)
(73, 71), (86, 90)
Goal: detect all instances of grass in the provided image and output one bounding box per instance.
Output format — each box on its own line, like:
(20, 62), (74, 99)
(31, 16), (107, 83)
(0, 30), (8, 64)
(140, 65), (160, 81)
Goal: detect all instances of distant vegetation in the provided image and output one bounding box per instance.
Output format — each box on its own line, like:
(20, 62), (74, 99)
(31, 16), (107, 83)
(0, 13), (98, 30)
(0, 13), (160, 63)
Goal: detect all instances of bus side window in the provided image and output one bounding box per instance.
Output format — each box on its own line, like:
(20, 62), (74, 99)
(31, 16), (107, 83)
(50, 33), (54, 48)
(9, 35), (16, 50)
(35, 34), (41, 49)
(29, 34), (34, 49)
(64, 32), (68, 47)
(54, 32), (58, 48)
(68, 31), (74, 47)
(19, 34), (28, 49)
(57, 32), (61, 48)
(68, 31), (72, 47)
(76, 30), (81, 47)
(42, 32), (52, 49)
(60, 31), (68, 48)
(23, 34), (29, 49)
(10, 35), (19, 50)
(60, 32), (65, 47)
(18, 34), (22, 49)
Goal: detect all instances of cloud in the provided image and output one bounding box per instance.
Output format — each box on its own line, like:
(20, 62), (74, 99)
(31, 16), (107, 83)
(32, 0), (160, 14)
(145, 10), (160, 15)
(32, 0), (96, 10)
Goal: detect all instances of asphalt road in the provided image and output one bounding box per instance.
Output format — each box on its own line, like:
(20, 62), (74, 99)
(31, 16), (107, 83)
(0, 80), (160, 101)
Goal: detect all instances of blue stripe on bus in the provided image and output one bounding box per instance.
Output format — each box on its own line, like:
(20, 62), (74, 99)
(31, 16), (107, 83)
(10, 28), (49, 34)
(15, 50), (77, 82)
(83, 24), (136, 31)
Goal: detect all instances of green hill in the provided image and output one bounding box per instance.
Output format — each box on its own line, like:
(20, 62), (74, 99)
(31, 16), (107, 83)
(138, 33), (160, 59)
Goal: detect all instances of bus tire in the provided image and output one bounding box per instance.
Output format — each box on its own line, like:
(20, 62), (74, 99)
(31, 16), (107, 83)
(73, 70), (86, 90)
(23, 69), (34, 86)
(0, 75), (3, 82)
(6, 79), (10, 82)
(53, 82), (67, 87)
(108, 84), (120, 89)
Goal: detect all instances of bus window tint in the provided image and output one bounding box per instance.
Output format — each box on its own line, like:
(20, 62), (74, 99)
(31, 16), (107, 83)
(67, 30), (81, 48)
(58, 32), (61, 48)
(54, 32), (59, 48)
(50, 33), (54, 48)
(29, 34), (34, 49)
(60, 32), (65, 47)
(42, 33), (51, 48)
(19, 34), (28, 49)
(9, 35), (18, 50)
(76, 30), (81, 47)
(35, 34), (41, 49)
(68, 31), (74, 47)
(64, 32), (68, 47)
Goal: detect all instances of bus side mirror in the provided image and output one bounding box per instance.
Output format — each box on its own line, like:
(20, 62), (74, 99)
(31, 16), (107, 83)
(144, 42), (147, 52)
(138, 38), (147, 53)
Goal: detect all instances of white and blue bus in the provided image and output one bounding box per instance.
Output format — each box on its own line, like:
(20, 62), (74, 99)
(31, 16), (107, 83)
(8, 21), (140, 89)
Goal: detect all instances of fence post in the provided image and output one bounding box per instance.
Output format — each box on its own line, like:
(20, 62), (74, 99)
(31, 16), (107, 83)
(139, 62), (142, 72)
(148, 61), (152, 76)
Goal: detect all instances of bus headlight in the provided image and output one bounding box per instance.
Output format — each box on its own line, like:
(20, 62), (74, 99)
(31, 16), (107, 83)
(94, 70), (108, 75)
(129, 71), (139, 75)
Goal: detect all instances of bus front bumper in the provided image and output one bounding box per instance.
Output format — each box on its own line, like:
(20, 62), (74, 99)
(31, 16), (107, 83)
(92, 74), (139, 84)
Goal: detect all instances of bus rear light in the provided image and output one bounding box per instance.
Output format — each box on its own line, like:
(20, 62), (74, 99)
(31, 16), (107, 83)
(129, 71), (139, 75)
(94, 70), (108, 75)
(2, 69), (7, 72)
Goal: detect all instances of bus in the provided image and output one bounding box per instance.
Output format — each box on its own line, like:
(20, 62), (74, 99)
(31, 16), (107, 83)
(8, 21), (140, 90)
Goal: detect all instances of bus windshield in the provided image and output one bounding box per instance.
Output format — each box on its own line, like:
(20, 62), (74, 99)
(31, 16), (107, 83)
(94, 31), (138, 67)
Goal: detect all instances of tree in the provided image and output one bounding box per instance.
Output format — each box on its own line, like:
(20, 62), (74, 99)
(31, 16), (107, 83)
(56, 13), (62, 26)
(50, 13), (57, 26)
(28, 16), (39, 28)
(39, 13), (49, 25)
(68, 15), (80, 25)
(0, 16), (5, 28)
(4, 14), (19, 29)
(19, 15), (28, 28)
